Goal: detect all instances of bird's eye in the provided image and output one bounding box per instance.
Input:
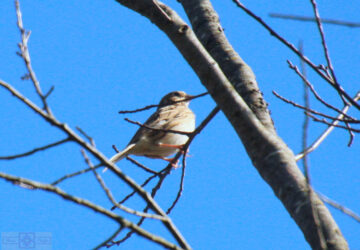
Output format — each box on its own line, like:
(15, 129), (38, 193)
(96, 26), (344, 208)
(173, 92), (181, 97)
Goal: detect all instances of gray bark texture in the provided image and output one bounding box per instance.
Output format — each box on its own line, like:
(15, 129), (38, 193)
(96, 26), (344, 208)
(115, 0), (348, 249)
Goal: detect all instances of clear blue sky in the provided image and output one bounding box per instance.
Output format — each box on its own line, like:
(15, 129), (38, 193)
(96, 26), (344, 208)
(1, 0), (359, 249)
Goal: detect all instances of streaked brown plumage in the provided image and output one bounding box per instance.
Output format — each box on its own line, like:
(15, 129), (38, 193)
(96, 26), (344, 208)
(107, 91), (195, 168)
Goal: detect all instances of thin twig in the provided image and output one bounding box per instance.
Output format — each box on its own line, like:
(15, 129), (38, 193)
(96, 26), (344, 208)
(166, 151), (187, 214)
(113, 106), (221, 245)
(51, 164), (102, 186)
(118, 92), (208, 114)
(0, 79), (190, 249)
(124, 118), (193, 136)
(43, 86), (55, 99)
(94, 226), (124, 250)
(310, 0), (346, 108)
(299, 40), (311, 183)
(76, 126), (96, 147)
(15, 0), (53, 115)
(111, 145), (157, 174)
(294, 92), (360, 161)
(126, 157), (158, 174)
(287, 60), (356, 121)
(0, 138), (70, 160)
(232, 0), (360, 110)
(81, 149), (165, 221)
(112, 171), (171, 245)
(111, 172), (160, 210)
(298, 41), (326, 250)
(307, 113), (360, 133)
(273, 91), (359, 124)
(317, 192), (360, 223)
(0, 171), (183, 250)
(269, 13), (360, 28)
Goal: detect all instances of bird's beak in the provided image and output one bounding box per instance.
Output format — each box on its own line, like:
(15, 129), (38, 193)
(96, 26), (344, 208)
(186, 92), (208, 101)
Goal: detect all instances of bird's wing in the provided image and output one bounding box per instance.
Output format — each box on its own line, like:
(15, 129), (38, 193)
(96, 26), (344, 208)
(129, 106), (193, 145)
(128, 110), (162, 144)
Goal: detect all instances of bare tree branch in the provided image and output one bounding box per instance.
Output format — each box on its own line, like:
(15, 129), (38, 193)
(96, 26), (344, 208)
(51, 164), (102, 186)
(76, 126), (96, 147)
(81, 149), (166, 221)
(166, 151), (187, 214)
(299, 41), (327, 250)
(269, 13), (360, 28)
(124, 118), (193, 136)
(295, 97), (360, 160)
(0, 171), (184, 250)
(273, 91), (359, 125)
(118, 92), (208, 114)
(232, 0), (360, 111)
(307, 113), (360, 133)
(15, 0), (53, 115)
(111, 106), (220, 245)
(317, 192), (360, 223)
(310, 0), (348, 108)
(121, 0), (348, 248)
(0, 138), (70, 160)
(287, 60), (356, 121)
(94, 226), (124, 250)
(126, 156), (159, 174)
(0, 78), (190, 249)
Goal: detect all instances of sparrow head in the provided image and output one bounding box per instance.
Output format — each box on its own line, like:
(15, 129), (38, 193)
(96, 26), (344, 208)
(158, 91), (193, 107)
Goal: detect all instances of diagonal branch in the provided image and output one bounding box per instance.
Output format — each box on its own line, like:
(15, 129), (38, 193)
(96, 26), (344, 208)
(307, 113), (360, 133)
(94, 226), (124, 249)
(296, 92), (360, 161)
(0, 171), (184, 250)
(317, 192), (360, 223)
(287, 60), (356, 121)
(273, 91), (359, 124)
(111, 106), (220, 245)
(180, 0), (275, 133)
(81, 149), (166, 221)
(232, 0), (360, 110)
(0, 137), (71, 160)
(0, 79), (190, 250)
(113, 0), (349, 249)
(51, 164), (102, 186)
(118, 92), (208, 114)
(269, 13), (360, 28)
(124, 118), (193, 136)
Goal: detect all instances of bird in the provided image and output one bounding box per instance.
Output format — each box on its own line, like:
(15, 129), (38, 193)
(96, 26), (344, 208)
(106, 91), (196, 170)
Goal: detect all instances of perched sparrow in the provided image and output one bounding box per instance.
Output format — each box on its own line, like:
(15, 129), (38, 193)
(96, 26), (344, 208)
(107, 91), (195, 169)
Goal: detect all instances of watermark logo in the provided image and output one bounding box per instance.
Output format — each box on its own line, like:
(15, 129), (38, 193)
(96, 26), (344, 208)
(1, 232), (51, 250)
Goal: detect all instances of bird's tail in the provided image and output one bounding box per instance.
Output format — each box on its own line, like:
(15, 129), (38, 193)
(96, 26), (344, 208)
(103, 144), (136, 173)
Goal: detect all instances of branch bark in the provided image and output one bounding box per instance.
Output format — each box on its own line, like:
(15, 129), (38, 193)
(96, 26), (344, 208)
(114, 0), (348, 249)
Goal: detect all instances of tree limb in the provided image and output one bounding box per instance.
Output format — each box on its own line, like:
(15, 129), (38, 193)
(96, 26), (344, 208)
(113, 0), (349, 248)
(0, 171), (184, 250)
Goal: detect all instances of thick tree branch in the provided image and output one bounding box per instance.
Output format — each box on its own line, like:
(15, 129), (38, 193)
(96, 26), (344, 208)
(113, 0), (348, 249)
(180, 0), (275, 133)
